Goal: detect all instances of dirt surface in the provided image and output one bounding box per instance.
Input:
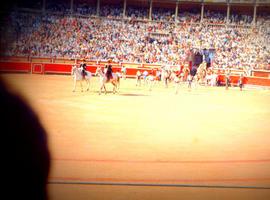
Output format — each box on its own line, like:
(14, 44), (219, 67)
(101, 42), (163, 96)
(2, 74), (270, 199)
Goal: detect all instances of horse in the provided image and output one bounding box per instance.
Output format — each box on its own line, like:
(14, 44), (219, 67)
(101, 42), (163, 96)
(135, 70), (142, 86)
(161, 68), (171, 88)
(71, 65), (92, 92)
(206, 69), (218, 87)
(171, 72), (181, 94)
(95, 67), (120, 95)
(196, 62), (207, 85)
(145, 73), (155, 91)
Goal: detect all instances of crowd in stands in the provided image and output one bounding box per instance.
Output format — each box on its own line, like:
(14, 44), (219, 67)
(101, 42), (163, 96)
(1, 5), (269, 70)
(100, 5), (123, 18)
(178, 12), (201, 23)
(152, 8), (175, 22)
(46, 2), (71, 14)
(203, 11), (226, 24)
(75, 4), (96, 16)
(34, 3), (257, 25)
(127, 7), (148, 20)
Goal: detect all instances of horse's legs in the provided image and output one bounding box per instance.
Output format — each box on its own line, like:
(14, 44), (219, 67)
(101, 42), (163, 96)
(175, 83), (179, 94)
(111, 81), (116, 94)
(148, 80), (152, 91)
(72, 79), (76, 92)
(164, 78), (168, 88)
(99, 85), (102, 95)
(194, 78), (197, 89)
(99, 83), (103, 95)
(99, 83), (107, 95)
(116, 79), (120, 93)
(117, 79), (120, 92)
(80, 81), (83, 92)
(86, 79), (90, 91)
(103, 84), (107, 94)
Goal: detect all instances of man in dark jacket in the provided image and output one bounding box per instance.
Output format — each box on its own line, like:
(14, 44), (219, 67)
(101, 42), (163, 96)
(80, 60), (87, 78)
(105, 59), (113, 81)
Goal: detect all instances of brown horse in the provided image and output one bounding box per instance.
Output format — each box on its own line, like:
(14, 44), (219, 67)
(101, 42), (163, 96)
(95, 67), (120, 95)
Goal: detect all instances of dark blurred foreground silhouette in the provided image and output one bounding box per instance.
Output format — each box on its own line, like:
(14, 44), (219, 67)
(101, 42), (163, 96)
(1, 78), (50, 200)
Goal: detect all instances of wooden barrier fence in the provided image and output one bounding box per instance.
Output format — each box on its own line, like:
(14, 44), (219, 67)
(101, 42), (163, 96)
(1, 56), (270, 87)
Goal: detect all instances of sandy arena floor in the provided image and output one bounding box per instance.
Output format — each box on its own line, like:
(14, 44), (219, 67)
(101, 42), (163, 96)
(2, 73), (270, 200)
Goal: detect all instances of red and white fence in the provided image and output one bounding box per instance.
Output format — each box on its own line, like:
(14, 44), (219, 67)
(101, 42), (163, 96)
(1, 56), (270, 87)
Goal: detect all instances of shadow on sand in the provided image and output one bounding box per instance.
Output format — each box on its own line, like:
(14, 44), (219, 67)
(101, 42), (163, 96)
(93, 91), (148, 96)
(119, 93), (149, 96)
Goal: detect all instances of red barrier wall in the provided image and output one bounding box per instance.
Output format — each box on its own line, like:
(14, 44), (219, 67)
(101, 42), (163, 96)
(218, 75), (247, 85)
(218, 74), (270, 87)
(0, 62), (31, 73)
(1, 61), (270, 87)
(125, 67), (156, 76)
(122, 62), (141, 68)
(32, 64), (43, 74)
(44, 63), (72, 74)
(253, 70), (270, 78)
(245, 77), (270, 87)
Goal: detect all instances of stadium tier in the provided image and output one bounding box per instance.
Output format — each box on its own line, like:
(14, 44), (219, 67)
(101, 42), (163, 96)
(0, 0), (269, 70)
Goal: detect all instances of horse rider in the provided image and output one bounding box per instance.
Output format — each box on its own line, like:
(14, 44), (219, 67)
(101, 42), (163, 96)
(182, 63), (190, 82)
(105, 59), (113, 82)
(80, 60), (87, 79)
(187, 74), (193, 89)
(121, 65), (127, 80)
(136, 70), (142, 86)
(225, 69), (231, 90)
(190, 65), (197, 77)
(238, 73), (244, 91)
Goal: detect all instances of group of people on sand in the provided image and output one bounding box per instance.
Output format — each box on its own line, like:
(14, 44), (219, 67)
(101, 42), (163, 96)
(134, 62), (246, 92)
(224, 69), (245, 91)
(75, 59), (246, 92)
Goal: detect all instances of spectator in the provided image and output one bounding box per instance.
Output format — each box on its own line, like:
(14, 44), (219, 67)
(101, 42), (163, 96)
(1, 78), (50, 200)
(2, 9), (269, 70)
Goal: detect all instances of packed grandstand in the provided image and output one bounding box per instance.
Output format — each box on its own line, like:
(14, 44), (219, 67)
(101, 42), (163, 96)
(0, 0), (269, 70)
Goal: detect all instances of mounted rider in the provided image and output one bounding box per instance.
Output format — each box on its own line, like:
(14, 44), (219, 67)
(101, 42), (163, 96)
(225, 68), (231, 90)
(182, 63), (190, 82)
(238, 73), (244, 91)
(80, 60), (87, 79)
(105, 59), (113, 82)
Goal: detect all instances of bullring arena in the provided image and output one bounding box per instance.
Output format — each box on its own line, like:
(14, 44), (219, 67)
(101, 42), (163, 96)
(1, 0), (270, 199)
(2, 71), (270, 200)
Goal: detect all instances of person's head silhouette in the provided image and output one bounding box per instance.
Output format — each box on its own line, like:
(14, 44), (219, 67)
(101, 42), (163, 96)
(1, 79), (50, 200)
